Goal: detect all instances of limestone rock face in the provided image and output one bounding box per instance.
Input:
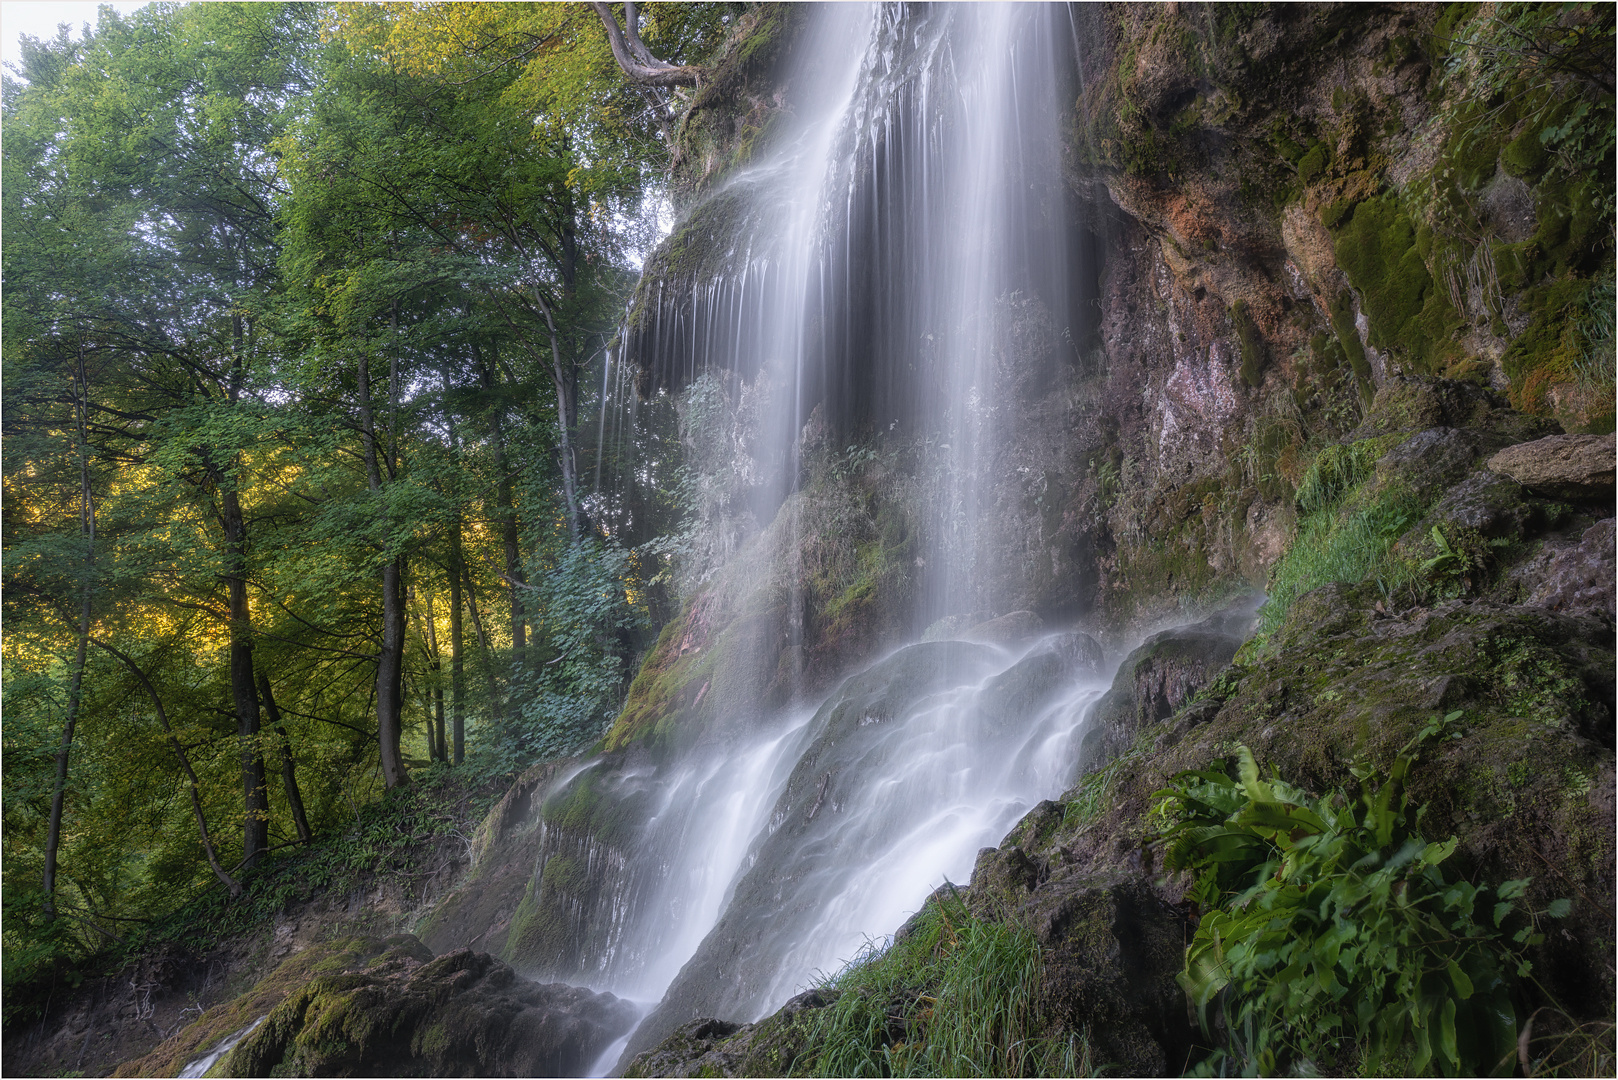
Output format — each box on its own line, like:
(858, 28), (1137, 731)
(220, 940), (637, 1078)
(1488, 433), (1617, 500)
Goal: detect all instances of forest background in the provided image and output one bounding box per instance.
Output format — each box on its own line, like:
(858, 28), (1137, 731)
(2, 0), (728, 1017)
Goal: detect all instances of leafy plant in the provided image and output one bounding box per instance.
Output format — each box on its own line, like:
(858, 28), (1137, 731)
(1156, 719), (1566, 1076)
(509, 534), (650, 769)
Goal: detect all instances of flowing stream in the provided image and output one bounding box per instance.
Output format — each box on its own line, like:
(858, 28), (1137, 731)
(528, 4), (1106, 1070)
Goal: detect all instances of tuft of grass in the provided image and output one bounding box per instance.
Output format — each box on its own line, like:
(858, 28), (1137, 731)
(1259, 486), (1425, 635)
(1291, 435), (1400, 516)
(803, 892), (1090, 1077)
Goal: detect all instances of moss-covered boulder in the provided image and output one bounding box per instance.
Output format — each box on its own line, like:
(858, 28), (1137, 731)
(218, 941), (636, 1078)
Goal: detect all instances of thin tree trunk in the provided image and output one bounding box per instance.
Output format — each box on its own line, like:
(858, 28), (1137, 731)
(94, 639), (240, 898)
(422, 588), (447, 762)
(475, 341), (527, 669)
(526, 286), (585, 545)
(448, 519), (466, 766)
(43, 343), (95, 920)
(223, 487), (269, 869)
(463, 568), (504, 727)
(257, 673), (312, 845)
(444, 367), (468, 766)
(359, 349), (409, 789)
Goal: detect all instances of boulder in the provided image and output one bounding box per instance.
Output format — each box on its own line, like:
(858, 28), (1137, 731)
(1040, 629), (1108, 677)
(220, 940), (637, 1078)
(1487, 433), (1616, 500)
(622, 990), (836, 1078)
(1021, 875), (1194, 1076)
(1372, 427), (1490, 503)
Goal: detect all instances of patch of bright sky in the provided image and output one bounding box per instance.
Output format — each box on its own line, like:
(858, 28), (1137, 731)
(2, 2), (151, 77)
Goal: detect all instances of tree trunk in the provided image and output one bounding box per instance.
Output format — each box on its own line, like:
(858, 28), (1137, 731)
(257, 673), (312, 845)
(422, 589), (447, 762)
(95, 639), (240, 898)
(588, 1), (701, 86)
(463, 568), (504, 728)
(475, 341), (527, 669)
(43, 348), (96, 920)
(359, 349), (409, 789)
(222, 487), (270, 868)
(448, 519), (467, 766)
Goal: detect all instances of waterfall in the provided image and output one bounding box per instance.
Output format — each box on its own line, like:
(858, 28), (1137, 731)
(519, 6), (1110, 1071)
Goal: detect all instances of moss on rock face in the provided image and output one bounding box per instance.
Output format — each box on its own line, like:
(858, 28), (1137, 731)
(1331, 194), (1466, 375)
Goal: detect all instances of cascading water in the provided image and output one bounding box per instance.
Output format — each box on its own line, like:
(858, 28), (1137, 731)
(517, 5), (1114, 1071)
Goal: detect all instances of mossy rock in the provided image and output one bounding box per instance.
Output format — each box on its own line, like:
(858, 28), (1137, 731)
(111, 937), (394, 1078)
(1330, 193), (1467, 374)
(1353, 375), (1560, 445)
(220, 945), (637, 1078)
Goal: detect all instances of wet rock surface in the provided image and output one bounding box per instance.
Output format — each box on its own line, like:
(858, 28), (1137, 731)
(1078, 600), (1258, 770)
(114, 936), (635, 1079)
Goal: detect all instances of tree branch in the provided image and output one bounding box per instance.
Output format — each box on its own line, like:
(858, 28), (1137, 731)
(589, 2), (700, 87)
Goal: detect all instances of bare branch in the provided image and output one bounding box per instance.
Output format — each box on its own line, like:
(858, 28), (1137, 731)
(589, 1), (699, 87)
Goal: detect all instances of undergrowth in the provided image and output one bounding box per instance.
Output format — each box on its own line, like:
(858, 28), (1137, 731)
(2, 766), (502, 1027)
(802, 890), (1090, 1077)
(1155, 717), (1569, 1076)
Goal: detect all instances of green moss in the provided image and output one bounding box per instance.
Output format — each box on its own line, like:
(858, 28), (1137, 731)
(502, 873), (569, 966)
(1231, 300), (1266, 387)
(1331, 196), (1467, 374)
(1296, 142), (1328, 184)
(1502, 126), (1550, 179)
(1320, 197), (1355, 229)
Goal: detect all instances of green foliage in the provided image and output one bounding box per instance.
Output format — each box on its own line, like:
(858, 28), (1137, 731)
(1443, 3), (1616, 224)
(508, 535), (650, 768)
(802, 891), (1089, 1077)
(1157, 725), (1563, 1076)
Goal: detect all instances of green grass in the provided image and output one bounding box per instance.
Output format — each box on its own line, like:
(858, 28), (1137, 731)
(1259, 486), (1425, 636)
(802, 893), (1091, 1077)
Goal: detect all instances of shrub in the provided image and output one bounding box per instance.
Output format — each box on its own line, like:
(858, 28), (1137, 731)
(1155, 721), (1566, 1076)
